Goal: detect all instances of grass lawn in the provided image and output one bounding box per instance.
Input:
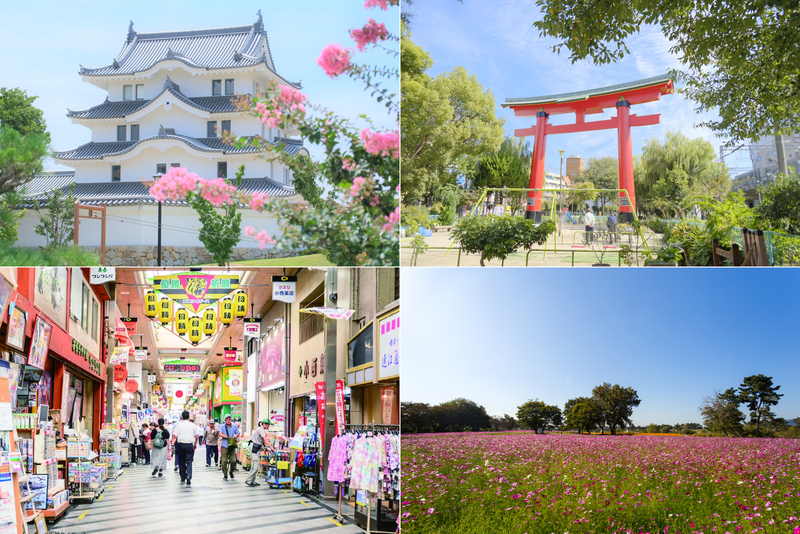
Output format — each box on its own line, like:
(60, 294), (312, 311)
(225, 254), (333, 266)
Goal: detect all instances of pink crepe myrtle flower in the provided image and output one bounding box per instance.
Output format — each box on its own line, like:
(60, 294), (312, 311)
(360, 128), (399, 159)
(364, 0), (391, 10)
(342, 157), (359, 172)
(198, 177), (236, 207)
(149, 167), (200, 202)
(249, 191), (269, 211)
(350, 18), (389, 52)
(244, 226), (277, 249)
(381, 206), (400, 232)
(317, 44), (353, 78)
(350, 176), (367, 197)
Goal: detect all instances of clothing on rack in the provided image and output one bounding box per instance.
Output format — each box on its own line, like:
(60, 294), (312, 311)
(328, 426), (399, 500)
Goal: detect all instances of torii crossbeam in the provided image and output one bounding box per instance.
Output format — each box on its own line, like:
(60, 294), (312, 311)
(502, 75), (674, 223)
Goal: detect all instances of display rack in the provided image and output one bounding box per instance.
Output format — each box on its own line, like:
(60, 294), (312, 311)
(99, 424), (121, 479)
(263, 449), (292, 488)
(67, 438), (99, 503)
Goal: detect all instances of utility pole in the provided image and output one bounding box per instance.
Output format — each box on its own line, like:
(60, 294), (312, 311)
(774, 134), (788, 176)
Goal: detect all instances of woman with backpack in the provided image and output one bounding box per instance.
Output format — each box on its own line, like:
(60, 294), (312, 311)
(150, 418), (170, 477)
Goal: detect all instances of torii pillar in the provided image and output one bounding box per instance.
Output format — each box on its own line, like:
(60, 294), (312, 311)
(503, 75), (674, 223)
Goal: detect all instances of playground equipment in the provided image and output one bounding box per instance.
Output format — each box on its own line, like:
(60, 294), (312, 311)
(448, 187), (652, 263)
(502, 75), (674, 223)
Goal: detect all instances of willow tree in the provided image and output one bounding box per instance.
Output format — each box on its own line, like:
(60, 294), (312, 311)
(634, 130), (716, 201)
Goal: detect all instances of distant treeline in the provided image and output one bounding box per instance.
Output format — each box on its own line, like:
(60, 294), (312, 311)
(403, 375), (798, 438)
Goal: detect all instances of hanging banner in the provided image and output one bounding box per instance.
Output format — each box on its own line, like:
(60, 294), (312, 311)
(113, 365), (128, 383)
(228, 368), (243, 397)
(258, 332), (285, 391)
(134, 346), (147, 361)
(27, 316), (52, 370)
(114, 317), (128, 339)
(315, 381), (326, 455)
(163, 362), (201, 373)
(243, 318), (260, 337)
(378, 310), (400, 379)
(121, 317), (138, 336)
(271, 275), (297, 303)
(299, 307), (355, 320)
(148, 374), (156, 384)
(90, 267), (115, 284)
(110, 345), (130, 365)
(382, 387), (397, 425)
(335, 380), (345, 437)
(152, 273), (240, 313)
(223, 347), (237, 362)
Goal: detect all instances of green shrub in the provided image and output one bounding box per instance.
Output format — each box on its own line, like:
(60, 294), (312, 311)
(753, 171), (800, 234)
(438, 205), (456, 226)
(645, 219), (668, 234)
(451, 216), (555, 266)
(0, 245), (101, 266)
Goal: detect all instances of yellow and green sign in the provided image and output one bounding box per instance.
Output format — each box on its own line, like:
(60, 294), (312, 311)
(152, 273), (240, 314)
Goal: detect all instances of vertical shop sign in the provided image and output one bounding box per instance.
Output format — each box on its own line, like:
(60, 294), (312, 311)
(378, 311), (400, 379)
(27, 316), (52, 370)
(271, 275), (297, 303)
(315, 381), (326, 452)
(335, 380), (345, 436)
(134, 347), (147, 361)
(381, 387), (396, 425)
(223, 347), (237, 362)
(121, 317), (137, 336)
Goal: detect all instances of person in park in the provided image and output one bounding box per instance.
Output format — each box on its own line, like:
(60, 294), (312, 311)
(219, 414), (240, 481)
(245, 419), (271, 487)
(607, 211), (617, 243)
(204, 420), (220, 467)
(585, 207), (595, 244)
(172, 410), (198, 486)
(150, 418), (170, 477)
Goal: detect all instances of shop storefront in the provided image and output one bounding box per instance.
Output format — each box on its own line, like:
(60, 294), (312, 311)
(257, 307), (287, 435)
(210, 363), (243, 422)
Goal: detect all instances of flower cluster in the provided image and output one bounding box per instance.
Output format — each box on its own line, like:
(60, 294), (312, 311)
(149, 167), (200, 203)
(253, 84), (308, 128)
(254, 101), (283, 129)
(342, 157), (360, 172)
(360, 128), (400, 159)
(364, 0), (391, 10)
(381, 207), (400, 232)
(244, 226), (277, 249)
(198, 177), (237, 207)
(317, 44), (353, 78)
(349, 18), (389, 52)
(249, 191), (269, 211)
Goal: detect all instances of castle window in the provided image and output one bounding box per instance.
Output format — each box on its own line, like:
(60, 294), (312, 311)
(225, 79), (234, 95)
(131, 124), (139, 141)
(123, 85), (132, 100)
(135, 84), (145, 100)
(117, 125), (126, 141)
(221, 120), (231, 133)
(207, 121), (217, 138)
(156, 164), (167, 175)
(218, 162), (228, 179)
(284, 168), (292, 184)
(112, 165), (121, 182)
(171, 163), (180, 168)
(212, 80), (221, 96)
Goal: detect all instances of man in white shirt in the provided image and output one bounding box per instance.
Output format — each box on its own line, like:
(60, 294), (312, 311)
(584, 208), (595, 244)
(172, 411), (198, 486)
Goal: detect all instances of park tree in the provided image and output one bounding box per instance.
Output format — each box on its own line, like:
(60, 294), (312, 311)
(0, 88), (50, 141)
(401, 402), (435, 434)
(577, 157), (617, 213)
(435, 398), (491, 432)
(700, 388), (746, 437)
(532, 0), (800, 145)
(473, 137), (532, 215)
(567, 401), (604, 434)
(633, 131), (716, 203)
(401, 23), (505, 205)
(567, 181), (596, 212)
(0, 127), (49, 197)
(592, 382), (641, 435)
(517, 399), (563, 434)
(738, 374), (783, 434)
(753, 171), (800, 235)
(34, 183), (77, 249)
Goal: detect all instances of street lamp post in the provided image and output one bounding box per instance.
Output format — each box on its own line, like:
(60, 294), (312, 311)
(558, 150), (566, 226)
(153, 174), (163, 266)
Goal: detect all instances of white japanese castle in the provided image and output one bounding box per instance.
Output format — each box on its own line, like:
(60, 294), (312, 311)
(18, 12), (307, 258)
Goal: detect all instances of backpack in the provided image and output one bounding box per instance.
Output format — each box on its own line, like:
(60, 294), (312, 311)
(153, 431), (166, 449)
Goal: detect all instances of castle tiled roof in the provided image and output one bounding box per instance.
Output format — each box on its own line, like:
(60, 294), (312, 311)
(54, 133), (304, 161)
(17, 174), (297, 208)
(78, 12), (300, 88)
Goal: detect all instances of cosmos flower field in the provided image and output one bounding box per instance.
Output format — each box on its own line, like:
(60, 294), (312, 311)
(402, 433), (800, 534)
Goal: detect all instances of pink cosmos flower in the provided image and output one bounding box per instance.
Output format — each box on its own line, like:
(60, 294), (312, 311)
(350, 18), (389, 52)
(360, 128), (400, 159)
(317, 44), (353, 78)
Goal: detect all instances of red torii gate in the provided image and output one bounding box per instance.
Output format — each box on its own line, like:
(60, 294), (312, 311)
(502, 75), (674, 223)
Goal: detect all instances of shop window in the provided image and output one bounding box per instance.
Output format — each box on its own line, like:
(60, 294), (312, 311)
(299, 285), (325, 343)
(348, 323), (373, 368)
(92, 299), (99, 342)
(81, 284), (89, 331)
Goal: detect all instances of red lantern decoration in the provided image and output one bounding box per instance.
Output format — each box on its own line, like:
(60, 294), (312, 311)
(125, 379), (138, 393)
(113, 365), (128, 383)
(175, 389), (184, 398)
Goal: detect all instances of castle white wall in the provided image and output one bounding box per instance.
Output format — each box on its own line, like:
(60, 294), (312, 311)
(107, 67), (269, 100)
(16, 203), (286, 249)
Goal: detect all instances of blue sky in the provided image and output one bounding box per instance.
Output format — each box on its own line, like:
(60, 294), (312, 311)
(402, 269), (800, 426)
(405, 0), (752, 178)
(0, 0), (399, 171)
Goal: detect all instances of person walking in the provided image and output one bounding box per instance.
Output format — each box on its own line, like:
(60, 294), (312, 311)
(245, 419), (270, 487)
(585, 207), (595, 244)
(150, 418), (170, 477)
(219, 415), (240, 481)
(141, 423), (152, 465)
(607, 211), (617, 244)
(128, 423), (140, 466)
(204, 421), (220, 467)
(172, 410), (198, 486)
